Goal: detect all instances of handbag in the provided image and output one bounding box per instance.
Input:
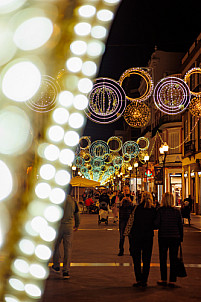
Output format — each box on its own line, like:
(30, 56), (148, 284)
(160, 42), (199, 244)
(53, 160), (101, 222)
(123, 205), (137, 236)
(175, 244), (187, 278)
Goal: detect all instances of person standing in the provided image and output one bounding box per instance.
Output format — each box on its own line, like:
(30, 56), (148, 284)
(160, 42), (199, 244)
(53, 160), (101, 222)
(111, 191), (119, 223)
(52, 184), (80, 279)
(155, 192), (183, 287)
(130, 191), (156, 287)
(118, 186), (134, 256)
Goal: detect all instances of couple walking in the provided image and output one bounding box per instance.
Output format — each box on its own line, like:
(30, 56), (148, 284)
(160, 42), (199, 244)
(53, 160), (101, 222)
(119, 190), (183, 288)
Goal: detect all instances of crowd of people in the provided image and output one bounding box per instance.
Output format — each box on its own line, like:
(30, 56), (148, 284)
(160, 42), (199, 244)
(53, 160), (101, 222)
(51, 184), (186, 289)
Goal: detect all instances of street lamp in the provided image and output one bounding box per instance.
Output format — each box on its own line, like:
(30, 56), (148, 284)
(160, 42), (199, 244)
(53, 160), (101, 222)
(159, 142), (169, 194)
(144, 155), (149, 191)
(134, 162), (138, 203)
(72, 165), (76, 177)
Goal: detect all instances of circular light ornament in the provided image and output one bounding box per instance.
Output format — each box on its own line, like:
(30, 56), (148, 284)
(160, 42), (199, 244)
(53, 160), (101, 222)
(69, 112), (84, 129)
(0, 0), (26, 14)
(90, 140), (110, 158)
(122, 141), (140, 158)
(14, 17), (53, 51)
(73, 94), (88, 110)
(64, 130), (79, 147)
(24, 283), (41, 298)
(53, 108), (69, 125)
(97, 9), (114, 22)
(29, 263), (47, 279)
(70, 40), (87, 55)
(58, 90), (74, 108)
(59, 148), (75, 165)
(74, 22), (91, 36)
(136, 137), (149, 151)
(79, 136), (91, 149)
(66, 57), (82, 73)
(107, 136), (122, 152)
(75, 156), (85, 168)
(2, 60), (41, 102)
(87, 40), (105, 57)
(35, 244), (51, 260)
(189, 97), (201, 117)
(0, 106), (32, 155)
(124, 101), (151, 128)
(78, 5), (96, 18)
(153, 76), (191, 115)
(55, 170), (71, 186)
(85, 78), (126, 124)
(122, 153), (131, 163)
(91, 26), (107, 39)
(113, 156), (123, 167)
(0, 160), (12, 202)
(184, 68), (201, 96)
(119, 67), (154, 102)
(82, 61), (97, 77)
(78, 78), (93, 93)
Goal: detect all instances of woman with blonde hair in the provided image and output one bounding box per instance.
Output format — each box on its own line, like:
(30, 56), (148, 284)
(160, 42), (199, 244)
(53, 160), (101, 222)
(129, 191), (156, 287)
(155, 192), (183, 288)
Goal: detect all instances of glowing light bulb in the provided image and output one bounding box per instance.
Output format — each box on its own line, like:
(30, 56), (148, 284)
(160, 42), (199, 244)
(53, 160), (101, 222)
(97, 9), (114, 22)
(64, 131), (79, 147)
(82, 61), (97, 76)
(48, 125), (64, 142)
(91, 26), (107, 39)
(66, 57), (82, 73)
(78, 5), (96, 18)
(73, 94), (88, 110)
(68, 112), (84, 129)
(58, 91), (74, 107)
(55, 170), (71, 186)
(74, 22), (91, 36)
(78, 78), (93, 93)
(0, 160), (12, 202)
(70, 40), (87, 55)
(53, 108), (69, 125)
(59, 148), (75, 165)
(40, 164), (56, 180)
(49, 187), (65, 204)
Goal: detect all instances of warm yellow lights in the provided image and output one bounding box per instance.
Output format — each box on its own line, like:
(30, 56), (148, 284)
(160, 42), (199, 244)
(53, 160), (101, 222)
(73, 94), (89, 110)
(2, 61), (41, 102)
(9, 278), (24, 291)
(64, 130), (80, 147)
(44, 144), (60, 161)
(54, 170), (71, 186)
(29, 263), (48, 279)
(70, 40), (87, 56)
(40, 164), (56, 181)
(0, 0), (26, 15)
(78, 78), (93, 93)
(97, 9), (114, 22)
(82, 61), (97, 76)
(43, 205), (63, 223)
(19, 239), (35, 256)
(0, 28), (16, 66)
(35, 244), (51, 261)
(24, 283), (41, 298)
(35, 182), (51, 199)
(58, 90), (74, 108)
(78, 5), (96, 18)
(13, 17), (53, 51)
(66, 57), (83, 73)
(59, 148), (75, 165)
(87, 40), (105, 57)
(49, 187), (65, 204)
(69, 112), (84, 129)
(91, 25), (107, 39)
(74, 22), (91, 36)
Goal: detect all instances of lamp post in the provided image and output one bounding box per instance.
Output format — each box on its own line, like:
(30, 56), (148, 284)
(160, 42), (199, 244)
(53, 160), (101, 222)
(159, 142), (169, 194)
(134, 162), (138, 203)
(144, 155), (149, 191)
(128, 165), (132, 190)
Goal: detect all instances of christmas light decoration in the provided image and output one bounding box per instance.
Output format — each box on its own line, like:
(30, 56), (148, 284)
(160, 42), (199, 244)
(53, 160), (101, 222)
(124, 101), (151, 127)
(107, 136), (122, 152)
(184, 67), (201, 96)
(189, 97), (201, 117)
(122, 141), (140, 158)
(137, 136), (149, 151)
(89, 140), (110, 158)
(119, 67), (154, 102)
(153, 76), (191, 115)
(85, 77), (126, 124)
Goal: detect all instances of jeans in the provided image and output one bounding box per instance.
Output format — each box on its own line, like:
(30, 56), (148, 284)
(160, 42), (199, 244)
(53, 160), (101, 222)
(119, 220), (132, 253)
(131, 237), (153, 283)
(158, 237), (180, 282)
(53, 224), (73, 273)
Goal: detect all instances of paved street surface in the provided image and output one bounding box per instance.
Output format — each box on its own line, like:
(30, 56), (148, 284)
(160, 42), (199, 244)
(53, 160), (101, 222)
(42, 212), (201, 302)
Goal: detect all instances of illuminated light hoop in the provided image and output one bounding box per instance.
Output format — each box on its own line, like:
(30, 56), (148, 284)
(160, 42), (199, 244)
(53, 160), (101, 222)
(124, 101), (151, 128)
(26, 75), (60, 113)
(113, 156), (123, 167)
(84, 77), (126, 124)
(119, 67), (154, 102)
(114, 165), (120, 170)
(83, 152), (91, 162)
(79, 136), (91, 149)
(107, 136), (122, 152)
(75, 156), (85, 168)
(189, 97), (201, 117)
(122, 153), (131, 162)
(91, 157), (104, 169)
(138, 150), (149, 165)
(184, 68), (201, 96)
(1, 0), (122, 300)
(153, 76), (191, 115)
(108, 166), (115, 175)
(137, 136), (149, 151)
(122, 141), (140, 158)
(103, 153), (113, 164)
(80, 166), (88, 174)
(89, 140), (110, 158)
(100, 165), (107, 172)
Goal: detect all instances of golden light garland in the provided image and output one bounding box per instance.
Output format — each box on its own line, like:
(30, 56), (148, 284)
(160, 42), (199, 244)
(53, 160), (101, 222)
(124, 101), (151, 128)
(137, 136), (150, 151)
(79, 136), (91, 150)
(184, 67), (201, 96)
(119, 67), (154, 102)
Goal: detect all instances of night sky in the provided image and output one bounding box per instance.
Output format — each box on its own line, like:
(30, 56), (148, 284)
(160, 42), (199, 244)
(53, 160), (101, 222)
(83, 0), (201, 141)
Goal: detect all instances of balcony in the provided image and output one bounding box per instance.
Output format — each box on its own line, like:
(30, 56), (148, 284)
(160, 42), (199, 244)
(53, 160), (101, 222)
(152, 114), (182, 137)
(184, 140), (196, 156)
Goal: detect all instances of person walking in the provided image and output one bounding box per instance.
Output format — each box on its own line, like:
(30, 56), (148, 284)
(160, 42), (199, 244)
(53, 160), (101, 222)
(155, 192), (183, 288)
(130, 191), (156, 287)
(111, 191), (119, 223)
(52, 184), (80, 279)
(118, 186), (134, 256)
